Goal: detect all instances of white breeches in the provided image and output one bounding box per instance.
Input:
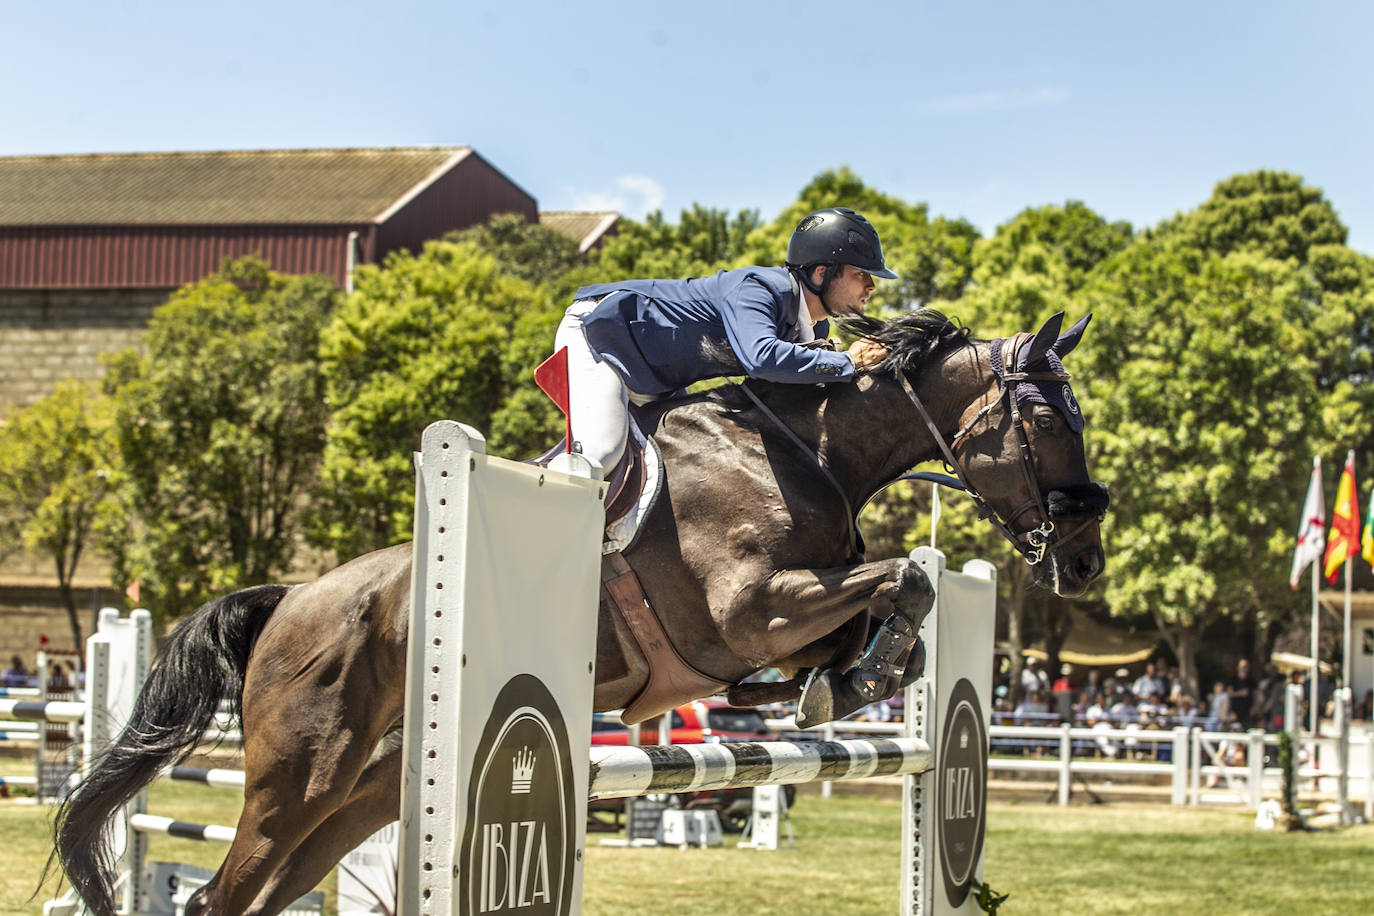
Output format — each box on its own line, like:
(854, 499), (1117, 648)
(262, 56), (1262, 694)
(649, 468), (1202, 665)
(554, 300), (656, 472)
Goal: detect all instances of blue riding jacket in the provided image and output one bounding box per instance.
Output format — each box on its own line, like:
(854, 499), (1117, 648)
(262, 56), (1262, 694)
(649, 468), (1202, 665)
(574, 266), (854, 395)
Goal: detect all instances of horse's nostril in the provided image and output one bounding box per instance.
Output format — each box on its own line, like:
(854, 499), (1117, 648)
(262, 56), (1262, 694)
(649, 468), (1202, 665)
(1077, 550), (1103, 580)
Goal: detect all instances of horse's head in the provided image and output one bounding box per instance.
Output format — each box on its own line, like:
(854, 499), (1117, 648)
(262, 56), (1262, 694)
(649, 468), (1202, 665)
(885, 311), (1107, 596)
(958, 313), (1107, 595)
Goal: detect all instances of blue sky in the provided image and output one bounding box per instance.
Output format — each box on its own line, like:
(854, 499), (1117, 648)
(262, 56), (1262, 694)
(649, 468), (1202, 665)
(6, 2), (1372, 252)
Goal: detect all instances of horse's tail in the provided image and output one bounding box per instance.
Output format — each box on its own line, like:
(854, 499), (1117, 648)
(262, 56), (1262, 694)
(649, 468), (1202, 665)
(48, 584), (289, 916)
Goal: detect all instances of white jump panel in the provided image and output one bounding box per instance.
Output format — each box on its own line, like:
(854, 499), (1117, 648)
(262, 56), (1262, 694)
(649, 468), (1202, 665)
(905, 548), (996, 916)
(398, 421), (604, 916)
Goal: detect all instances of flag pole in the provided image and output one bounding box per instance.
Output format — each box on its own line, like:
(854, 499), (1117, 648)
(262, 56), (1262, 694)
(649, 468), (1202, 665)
(1344, 555), (1353, 692)
(1311, 559), (1320, 736)
(929, 481), (940, 549)
(1344, 451), (1356, 692)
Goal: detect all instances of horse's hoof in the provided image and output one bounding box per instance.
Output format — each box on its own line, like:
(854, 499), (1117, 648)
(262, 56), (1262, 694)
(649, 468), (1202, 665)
(796, 668), (871, 728)
(899, 636), (927, 689)
(795, 669), (835, 728)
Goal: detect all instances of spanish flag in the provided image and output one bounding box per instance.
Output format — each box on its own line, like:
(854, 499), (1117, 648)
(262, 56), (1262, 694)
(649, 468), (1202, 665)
(1324, 450), (1359, 583)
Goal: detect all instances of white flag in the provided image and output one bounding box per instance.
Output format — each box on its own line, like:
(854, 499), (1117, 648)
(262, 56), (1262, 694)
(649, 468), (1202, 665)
(1289, 456), (1325, 589)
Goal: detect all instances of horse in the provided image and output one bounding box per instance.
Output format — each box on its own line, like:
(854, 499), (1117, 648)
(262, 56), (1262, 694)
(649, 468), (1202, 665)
(52, 308), (1106, 915)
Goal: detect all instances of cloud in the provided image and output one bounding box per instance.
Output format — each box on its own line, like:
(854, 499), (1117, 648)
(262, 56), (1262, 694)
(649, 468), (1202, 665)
(570, 174), (666, 217)
(920, 87), (1070, 115)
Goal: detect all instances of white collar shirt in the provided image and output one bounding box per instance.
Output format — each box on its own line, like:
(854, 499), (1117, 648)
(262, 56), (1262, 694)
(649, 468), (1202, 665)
(795, 289), (816, 343)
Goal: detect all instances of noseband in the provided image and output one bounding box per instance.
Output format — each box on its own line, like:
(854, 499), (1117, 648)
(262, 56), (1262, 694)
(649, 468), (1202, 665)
(895, 335), (1107, 566)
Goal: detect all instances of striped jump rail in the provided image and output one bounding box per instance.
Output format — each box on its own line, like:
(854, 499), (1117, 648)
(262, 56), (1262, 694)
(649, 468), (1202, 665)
(163, 737), (932, 806)
(161, 765), (246, 790)
(0, 698), (85, 723)
(588, 736), (931, 800)
(129, 813), (237, 844)
(0, 687), (41, 698)
(0, 731), (43, 742)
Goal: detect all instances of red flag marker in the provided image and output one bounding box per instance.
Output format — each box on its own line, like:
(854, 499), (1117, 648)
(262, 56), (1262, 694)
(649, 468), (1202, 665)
(534, 347), (572, 451)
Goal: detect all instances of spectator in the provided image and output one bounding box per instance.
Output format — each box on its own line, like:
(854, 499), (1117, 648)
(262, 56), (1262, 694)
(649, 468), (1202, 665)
(1015, 689), (1051, 724)
(1136, 691), (1159, 720)
(1082, 668), (1103, 704)
(1253, 663), (1283, 731)
(1084, 693), (1109, 723)
(1111, 667), (1132, 703)
(1131, 661), (1167, 702)
(1109, 691), (1139, 726)
(1165, 664), (1181, 699)
(1021, 657), (1050, 697)
(1051, 664), (1075, 722)
(47, 662), (71, 693)
(992, 685), (1012, 720)
(1051, 664), (1074, 695)
(1226, 658), (1258, 729)
(2, 655), (30, 688)
(1206, 681), (1231, 731)
(1174, 694), (1203, 728)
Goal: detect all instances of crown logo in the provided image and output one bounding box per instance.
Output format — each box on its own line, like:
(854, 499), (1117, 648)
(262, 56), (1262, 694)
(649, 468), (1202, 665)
(511, 747), (535, 794)
(959, 727), (969, 749)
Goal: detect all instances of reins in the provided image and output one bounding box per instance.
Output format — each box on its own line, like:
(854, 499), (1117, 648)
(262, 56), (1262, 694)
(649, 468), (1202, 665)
(740, 381), (863, 562)
(745, 334), (1102, 569)
(891, 336), (1059, 565)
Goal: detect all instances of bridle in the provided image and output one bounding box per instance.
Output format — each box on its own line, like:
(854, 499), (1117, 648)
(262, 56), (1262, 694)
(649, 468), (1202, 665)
(741, 333), (1107, 567)
(893, 334), (1106, 567)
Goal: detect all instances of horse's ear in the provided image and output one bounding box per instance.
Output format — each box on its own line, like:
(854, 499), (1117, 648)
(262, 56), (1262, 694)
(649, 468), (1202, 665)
(1054, 314), (1092, 358)
(1023, 312), (1065, 368)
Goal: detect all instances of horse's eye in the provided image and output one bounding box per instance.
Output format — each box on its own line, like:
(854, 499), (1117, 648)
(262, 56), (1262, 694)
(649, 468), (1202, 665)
(1034, 414), (1055, 431)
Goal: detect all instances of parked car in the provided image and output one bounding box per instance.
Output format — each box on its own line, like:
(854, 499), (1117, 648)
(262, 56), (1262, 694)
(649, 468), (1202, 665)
(591, 697), (774, 745)
(588, 698), (797, 832)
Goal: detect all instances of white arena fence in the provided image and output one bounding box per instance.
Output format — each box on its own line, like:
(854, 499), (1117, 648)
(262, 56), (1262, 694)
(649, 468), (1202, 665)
(770, 716), (1374, 817)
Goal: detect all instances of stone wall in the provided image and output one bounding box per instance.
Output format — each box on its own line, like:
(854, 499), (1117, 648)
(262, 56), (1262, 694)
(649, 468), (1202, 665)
(0, 287), (167, 417)
(0, 288), (165, 662)
(0, 584), (127, 672)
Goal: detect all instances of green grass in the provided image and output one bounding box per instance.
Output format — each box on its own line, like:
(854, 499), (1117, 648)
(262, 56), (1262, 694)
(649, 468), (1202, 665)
(3, 779), (1373, 915)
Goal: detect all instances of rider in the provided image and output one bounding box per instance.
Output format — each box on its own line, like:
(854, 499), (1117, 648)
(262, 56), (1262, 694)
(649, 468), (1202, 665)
(554, 206), (899, 473)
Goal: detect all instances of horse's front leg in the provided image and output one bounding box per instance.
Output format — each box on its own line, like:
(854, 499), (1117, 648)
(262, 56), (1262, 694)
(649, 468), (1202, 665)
(722, 557), (933, 727)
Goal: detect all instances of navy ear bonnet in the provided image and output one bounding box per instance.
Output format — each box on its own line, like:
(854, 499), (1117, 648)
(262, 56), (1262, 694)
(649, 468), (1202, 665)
(989, 313), (1089, 434)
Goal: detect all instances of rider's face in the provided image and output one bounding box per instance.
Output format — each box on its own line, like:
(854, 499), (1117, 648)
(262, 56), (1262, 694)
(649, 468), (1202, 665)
(825, 265), (876, 316)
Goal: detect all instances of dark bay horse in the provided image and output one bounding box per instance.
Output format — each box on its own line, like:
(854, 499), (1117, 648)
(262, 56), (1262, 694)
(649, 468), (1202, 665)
(53, 309), (1105, 915)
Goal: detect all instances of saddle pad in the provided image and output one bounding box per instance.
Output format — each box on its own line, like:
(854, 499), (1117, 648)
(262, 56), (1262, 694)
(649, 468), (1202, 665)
(604, 426), (663, 554)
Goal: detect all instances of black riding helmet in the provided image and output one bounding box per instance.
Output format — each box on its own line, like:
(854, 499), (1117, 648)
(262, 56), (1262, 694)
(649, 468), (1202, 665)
(785, 207), (899, 298)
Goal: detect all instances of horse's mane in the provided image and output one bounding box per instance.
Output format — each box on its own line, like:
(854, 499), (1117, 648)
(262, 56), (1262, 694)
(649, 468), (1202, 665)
(840, 307), (975, 376)
(696, 307), (975, 415)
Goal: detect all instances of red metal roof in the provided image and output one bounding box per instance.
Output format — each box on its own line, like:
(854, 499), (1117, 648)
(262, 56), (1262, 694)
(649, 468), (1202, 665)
(0, 147), (537, 288)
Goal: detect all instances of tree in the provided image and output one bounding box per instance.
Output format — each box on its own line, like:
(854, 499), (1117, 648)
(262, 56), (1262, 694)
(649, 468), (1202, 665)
(1078, 241), (1326, 696)
(592, 204), (762, 280)
(971, 201), (1134, 300)
(1153, 170), (1347, 265)
(447, 212), (584, 295)
(0, 381), (118, 650)
(311, 240), (563, 558)
(102, 256), (337, 619)
(1150, 172), (1374, 664)
(740, 167), (981, 312)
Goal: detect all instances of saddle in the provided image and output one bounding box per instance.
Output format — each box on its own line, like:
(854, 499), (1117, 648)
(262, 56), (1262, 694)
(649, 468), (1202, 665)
(528, 420), (662, 552)
(530, 416), (727, 724)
